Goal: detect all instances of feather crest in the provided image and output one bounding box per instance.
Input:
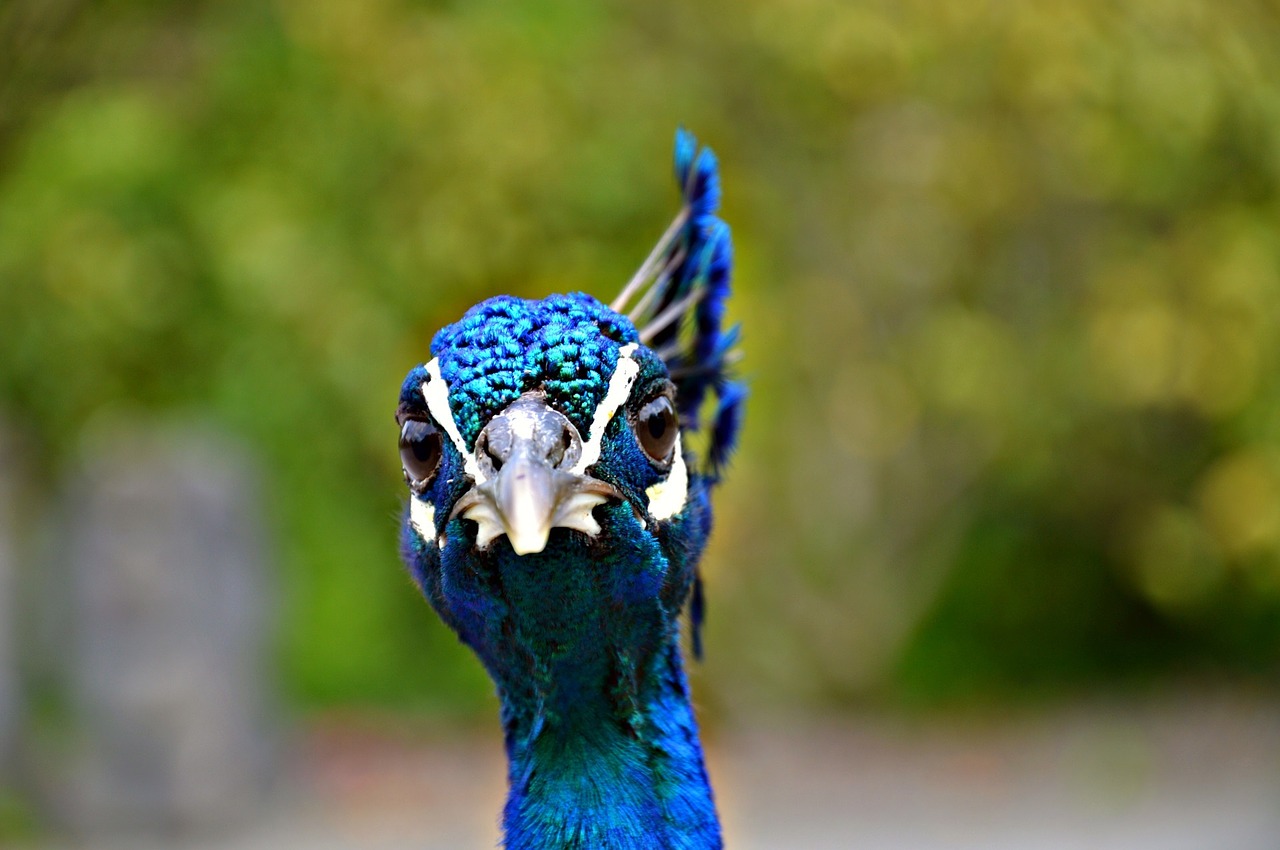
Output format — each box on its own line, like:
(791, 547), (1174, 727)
(612, 128), (745, 485)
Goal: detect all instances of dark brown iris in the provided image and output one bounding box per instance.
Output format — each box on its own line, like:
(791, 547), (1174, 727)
(636, 395), (678, 464)
(400, 418), (443, 493)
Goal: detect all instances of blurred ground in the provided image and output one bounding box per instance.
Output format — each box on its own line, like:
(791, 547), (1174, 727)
(28, 688), (1280, 850)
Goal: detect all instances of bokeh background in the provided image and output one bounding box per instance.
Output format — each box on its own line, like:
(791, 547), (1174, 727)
(3, 0), (1280, 847)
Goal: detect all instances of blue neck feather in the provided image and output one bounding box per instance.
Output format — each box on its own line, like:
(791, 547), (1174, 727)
(501, 640), (719, 849)
(490, 503), (721, 850)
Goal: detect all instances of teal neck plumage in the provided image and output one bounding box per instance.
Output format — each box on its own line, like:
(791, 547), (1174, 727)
(484, 506), (721, 850)
(502, 643), (716, 849)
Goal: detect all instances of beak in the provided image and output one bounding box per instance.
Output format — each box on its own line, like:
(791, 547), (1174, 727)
(449, 395), (621, 555)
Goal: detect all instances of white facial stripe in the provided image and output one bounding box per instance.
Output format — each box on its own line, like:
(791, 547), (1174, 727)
(409, 497), (437, 546)
(572, 343), (640, 474)
(645, 434), (689, 520)
(423, 358), (486, 484)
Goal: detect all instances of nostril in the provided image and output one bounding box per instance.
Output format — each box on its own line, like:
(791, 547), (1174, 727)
(556, 424), (584, 471)
(475, 430), (507, 474)
(545, 429), (572, 468)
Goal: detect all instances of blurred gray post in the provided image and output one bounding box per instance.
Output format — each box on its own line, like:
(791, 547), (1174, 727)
(62, 420), (277, 835)
(0, 424), (16, 778)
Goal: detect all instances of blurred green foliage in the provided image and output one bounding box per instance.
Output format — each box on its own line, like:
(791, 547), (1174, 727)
(3, 0), (1280, 712)
(0, 787), (38, 844)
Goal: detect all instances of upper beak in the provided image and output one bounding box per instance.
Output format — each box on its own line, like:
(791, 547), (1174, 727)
(449, 395), (621, 555)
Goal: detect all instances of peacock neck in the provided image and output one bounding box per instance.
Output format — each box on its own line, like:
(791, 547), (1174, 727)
(486, 532), (722, 850)
(499, 640), (720, 850)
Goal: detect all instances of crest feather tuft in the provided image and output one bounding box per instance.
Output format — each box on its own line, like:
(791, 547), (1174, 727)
(612, 129), (745, 487)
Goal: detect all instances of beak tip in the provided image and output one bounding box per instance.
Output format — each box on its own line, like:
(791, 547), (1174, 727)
(507, 528), (551, 556)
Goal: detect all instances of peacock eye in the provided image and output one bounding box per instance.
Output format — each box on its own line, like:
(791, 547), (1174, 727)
(635, 395), (679, 465)
(399, 418), (443, 493)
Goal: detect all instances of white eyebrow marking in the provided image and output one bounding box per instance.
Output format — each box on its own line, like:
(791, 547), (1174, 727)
(645, 434), (688, 520)
(572, 343), (640, 474)
(409, 497), (437, 546)
(423, 358), (486, 484)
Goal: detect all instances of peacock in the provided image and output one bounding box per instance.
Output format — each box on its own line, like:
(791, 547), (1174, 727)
(395, 130), (744, 850)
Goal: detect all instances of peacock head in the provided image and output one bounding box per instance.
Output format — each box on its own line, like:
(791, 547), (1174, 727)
(395, 131), (743, 665)
(394, 293), (690, 558)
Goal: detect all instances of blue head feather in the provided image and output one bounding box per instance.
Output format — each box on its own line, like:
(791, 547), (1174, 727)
(674, 128), (721, 222)
(709, 380), (747, 482)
